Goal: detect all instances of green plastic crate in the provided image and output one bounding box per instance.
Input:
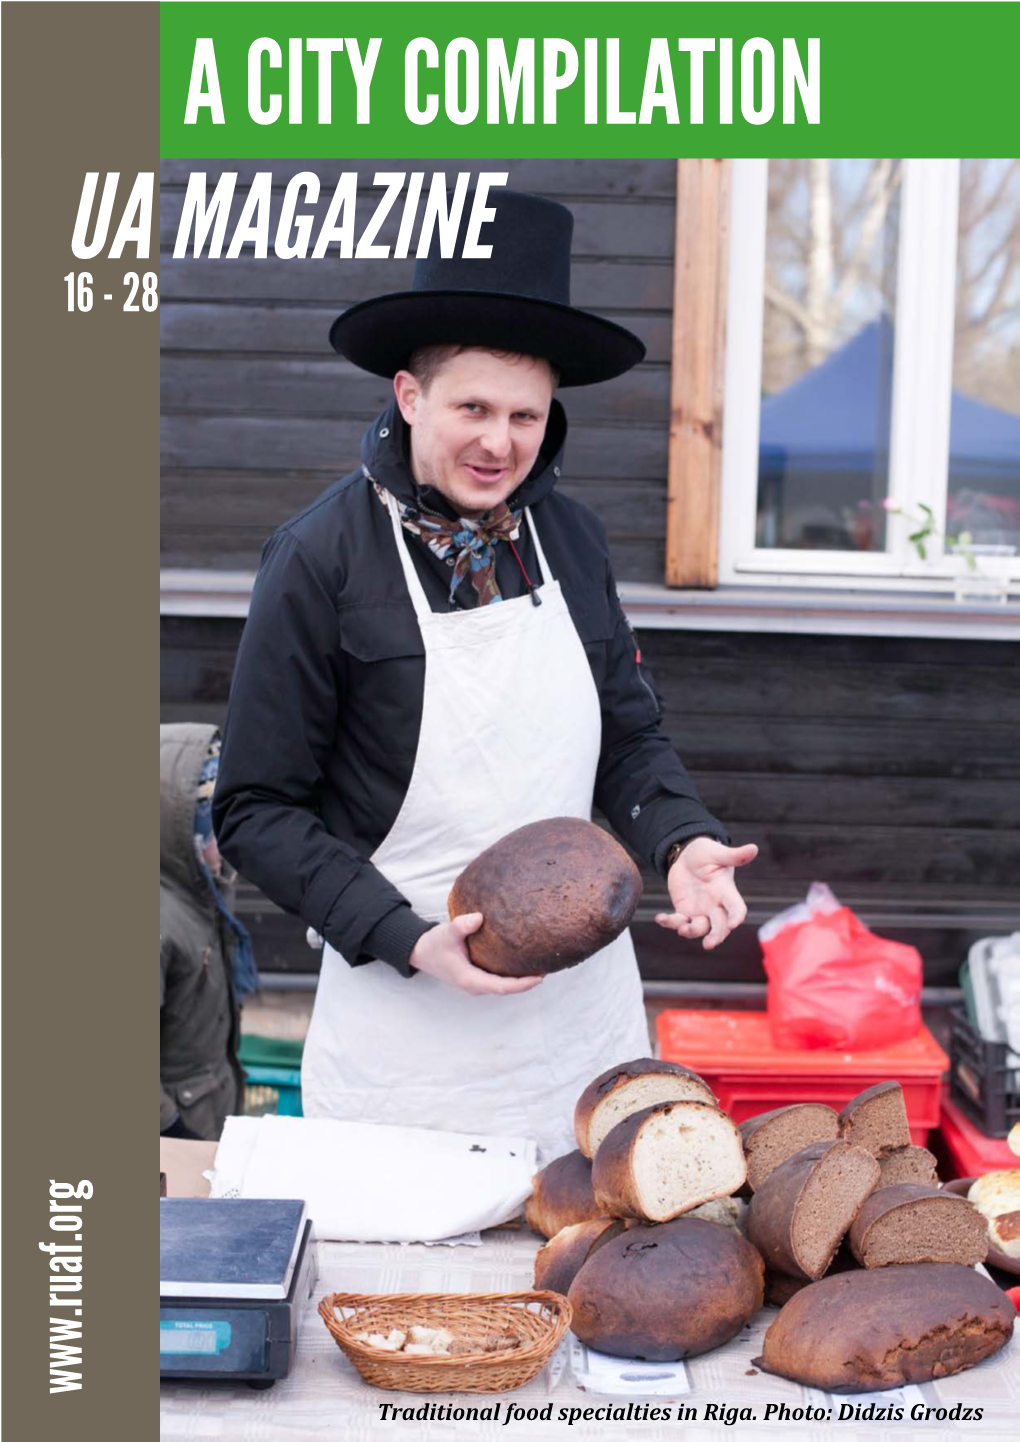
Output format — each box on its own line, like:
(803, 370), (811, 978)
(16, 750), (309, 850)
(238, 1034), (304, 1117)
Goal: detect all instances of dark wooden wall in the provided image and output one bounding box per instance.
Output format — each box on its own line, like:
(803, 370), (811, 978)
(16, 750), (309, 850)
(160, 617), (1020, 987)
(161, 159), (676, 580)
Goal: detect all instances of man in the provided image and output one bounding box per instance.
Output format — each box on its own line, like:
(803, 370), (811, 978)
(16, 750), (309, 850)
(161, 724), (257, 1140)
(214, 189), (756, 1160)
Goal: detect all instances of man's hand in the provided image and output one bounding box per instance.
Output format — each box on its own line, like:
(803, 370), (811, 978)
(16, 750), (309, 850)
(409, 913), (544, 995)
(656, 838), (758, 951)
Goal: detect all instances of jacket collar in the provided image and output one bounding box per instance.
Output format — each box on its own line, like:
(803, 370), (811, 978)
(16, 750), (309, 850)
(360, 397), (568, 519)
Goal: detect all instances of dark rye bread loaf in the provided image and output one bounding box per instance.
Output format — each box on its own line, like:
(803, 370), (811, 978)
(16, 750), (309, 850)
(568, 1217), (765, 1361)
(838, 1081), (912, 1156)
(848, 1183), (988, 1268)
(876, 1143), (939, 1187)
(764, 1242), (858, 1307)
(755, 1264), (1015, 1391)
(592, 1101), (746, 1223)
(447, 817), (642, 976)
(739, 1104), (840, 1192)
(746, 1140), (880, 1280)
(524, 1150), (601, 1239)
(574, 1058), (715, 1159)
(533, 1218), (626, 1295)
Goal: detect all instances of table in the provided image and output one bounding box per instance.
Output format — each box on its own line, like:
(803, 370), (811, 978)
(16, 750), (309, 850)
(160, 1230), (1019, 1441)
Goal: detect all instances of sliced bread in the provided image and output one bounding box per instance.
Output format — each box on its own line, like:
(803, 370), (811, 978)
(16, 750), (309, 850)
(876, 1143), (939, 1187)
(739, 1103), (840, 1192)
(574, 1058), (715, 1159)
(838, 1081), (911, 1155)
(848, 1183), (988, 1267)
(592, 1100), (746, 1223)
(746, 1139), (880, 1280)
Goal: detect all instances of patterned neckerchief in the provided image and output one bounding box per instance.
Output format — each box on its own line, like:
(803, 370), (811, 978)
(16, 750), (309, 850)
(373, 480), (522, 606)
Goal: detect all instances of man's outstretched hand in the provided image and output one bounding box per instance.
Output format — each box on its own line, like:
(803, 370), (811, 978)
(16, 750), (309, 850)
(409, 913), (544, 995)
(656, 838), (758, 951)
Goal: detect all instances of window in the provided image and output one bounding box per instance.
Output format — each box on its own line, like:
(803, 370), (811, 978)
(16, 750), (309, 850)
(719, 158), (1020, 591)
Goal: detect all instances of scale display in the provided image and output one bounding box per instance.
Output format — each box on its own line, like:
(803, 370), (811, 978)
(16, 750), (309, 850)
(160, 1320), (232, 1355)
(160, 1310), (268, 1374)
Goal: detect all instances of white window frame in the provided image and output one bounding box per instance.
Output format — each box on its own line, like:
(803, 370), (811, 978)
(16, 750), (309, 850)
(718, 157), (1020, 592)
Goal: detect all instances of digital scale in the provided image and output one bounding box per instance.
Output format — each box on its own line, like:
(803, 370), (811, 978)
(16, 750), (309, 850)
(160, 1198), (318, 1388)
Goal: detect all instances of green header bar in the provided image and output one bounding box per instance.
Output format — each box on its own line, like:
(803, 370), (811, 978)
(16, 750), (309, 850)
(160, 2), (1018, 158)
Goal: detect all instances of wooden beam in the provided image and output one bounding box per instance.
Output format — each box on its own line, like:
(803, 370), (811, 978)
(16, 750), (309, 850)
(665, 159), (731, 588)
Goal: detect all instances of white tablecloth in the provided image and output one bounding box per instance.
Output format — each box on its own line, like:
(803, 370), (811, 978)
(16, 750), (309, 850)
(160, 1230), (1020, 1442)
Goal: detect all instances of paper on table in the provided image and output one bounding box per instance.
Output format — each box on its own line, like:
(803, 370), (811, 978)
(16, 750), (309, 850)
(568, 1335), (692, 1397)
(209, 1113), (536, 1243)
(806, 1385), (926, 1412)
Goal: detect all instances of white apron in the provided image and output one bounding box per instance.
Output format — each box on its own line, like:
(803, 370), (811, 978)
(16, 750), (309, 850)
(301, 490), (650, 1162)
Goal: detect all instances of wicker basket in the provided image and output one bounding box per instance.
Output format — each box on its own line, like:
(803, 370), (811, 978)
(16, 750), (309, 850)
(318, 1290), (571, 1394)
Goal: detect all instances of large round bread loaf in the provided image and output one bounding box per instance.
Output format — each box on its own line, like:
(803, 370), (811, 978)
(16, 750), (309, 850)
(847, 1183), (988, 1267)
(746, 1140), (880, 1280)
(524, 1150), (601, 1239)
(447, 817), (642, 976)
(567, 1217), (764, 1361)
(574, 1058), (715, 1159)
(754, 1264), (1015, 1391)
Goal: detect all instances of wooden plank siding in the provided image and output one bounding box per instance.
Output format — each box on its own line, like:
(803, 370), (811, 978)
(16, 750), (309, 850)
(160, 616), (1020, 985)
(160, 159), (677, 579)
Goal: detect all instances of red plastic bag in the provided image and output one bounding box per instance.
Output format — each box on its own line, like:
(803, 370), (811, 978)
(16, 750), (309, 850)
(760, 884), (922, 1051)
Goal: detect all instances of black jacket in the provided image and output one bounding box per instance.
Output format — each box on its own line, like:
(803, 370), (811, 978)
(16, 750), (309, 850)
(214, 399), (728, 976)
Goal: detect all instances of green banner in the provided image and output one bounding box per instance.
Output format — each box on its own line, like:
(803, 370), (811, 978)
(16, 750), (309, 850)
(160, 1), (1019, 158)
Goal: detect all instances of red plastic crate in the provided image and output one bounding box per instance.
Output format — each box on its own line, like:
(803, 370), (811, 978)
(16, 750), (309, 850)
(656, 1009), (948, 1146)
(936, 1087), (1018, 1179)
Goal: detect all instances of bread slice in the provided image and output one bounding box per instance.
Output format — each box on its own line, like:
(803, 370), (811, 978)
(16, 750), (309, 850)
(838, 1081), (911, 1156)
(592, 1100), (746, 1222)
(574, 1058), (715, 1159)
(754, 1265), (1015, 1392)
(876, 1143), (939, 1187)
(746, 1140), (880, 1280)
(848, 1183), (988, 1268)
(532, 1217), (626, 1295)
(739, 1104), (840, 1192)
(523, 1149), (600, 1239)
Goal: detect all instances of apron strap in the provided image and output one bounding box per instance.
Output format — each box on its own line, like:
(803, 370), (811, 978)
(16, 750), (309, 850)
(523, 506), (555, 585)
(383, 489), (433, 621)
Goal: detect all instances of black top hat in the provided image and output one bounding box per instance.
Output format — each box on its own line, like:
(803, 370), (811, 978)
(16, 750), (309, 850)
(328, 188), (645, 387)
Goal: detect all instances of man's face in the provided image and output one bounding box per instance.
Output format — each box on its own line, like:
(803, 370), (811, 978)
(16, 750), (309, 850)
(393, 349), (556, 517)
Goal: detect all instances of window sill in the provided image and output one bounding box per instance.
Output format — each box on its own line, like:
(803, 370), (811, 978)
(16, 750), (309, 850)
(160, 569), (1020, 640)
(617, 582), (1020, 640)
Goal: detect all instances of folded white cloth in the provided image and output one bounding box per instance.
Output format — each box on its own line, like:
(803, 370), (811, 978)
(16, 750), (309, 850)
(209, 1114), (536, 1243)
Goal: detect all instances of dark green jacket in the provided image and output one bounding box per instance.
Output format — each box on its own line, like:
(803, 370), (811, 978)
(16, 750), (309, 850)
(160, 723), (244, 1138)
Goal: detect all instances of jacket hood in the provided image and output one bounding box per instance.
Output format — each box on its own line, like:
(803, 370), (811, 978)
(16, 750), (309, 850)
(359, 395), (568, 518)
(160, 723), (219, 891)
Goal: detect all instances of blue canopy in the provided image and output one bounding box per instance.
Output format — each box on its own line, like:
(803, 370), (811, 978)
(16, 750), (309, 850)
(759, 317), (1020, 484)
